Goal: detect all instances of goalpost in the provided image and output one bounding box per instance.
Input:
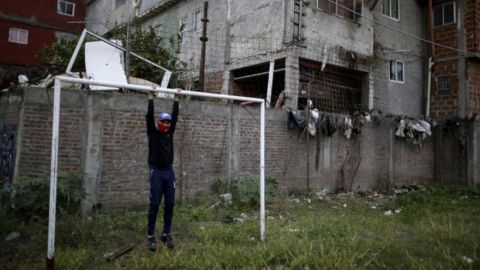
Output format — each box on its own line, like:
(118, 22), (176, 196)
(47, 76), (266, 267)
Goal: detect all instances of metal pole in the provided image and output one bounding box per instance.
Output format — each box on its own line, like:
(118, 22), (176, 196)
(427, 0), (435, 56)
(260, 101), (266, 241)
(199, 1), (209, 91)
(66, 29), (87, 74)
(56, 76), (264, 103)
(125, 22), (131, 80)
(266, 60), (275, 108)
(426, 57), (433, 118)
(85, 30), (170, 72)
(47, 79), (61, 270)
(54, 75), (267, 242)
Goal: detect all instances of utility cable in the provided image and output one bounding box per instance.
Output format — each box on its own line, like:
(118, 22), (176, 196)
(324, 0), (480, 58)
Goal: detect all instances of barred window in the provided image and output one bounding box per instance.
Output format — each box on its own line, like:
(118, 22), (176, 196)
(437, 76), (452, 95)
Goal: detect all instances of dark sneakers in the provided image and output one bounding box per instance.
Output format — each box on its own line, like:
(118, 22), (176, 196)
(161, 233), (175, 249)
(147, 236), (156, 251)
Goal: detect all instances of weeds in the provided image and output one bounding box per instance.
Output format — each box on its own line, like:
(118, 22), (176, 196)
(1, 185), (479, 269)
(211, 176), (278, 207)
(0, 172), (85, 221)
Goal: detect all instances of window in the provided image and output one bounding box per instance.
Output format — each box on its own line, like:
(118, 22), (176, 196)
(434, 2), (455, 27)
(58, 0), (75, 16)
(437, 76), (452, 95)
(116, 0), (126, 8)
(8, 28), (28, 44)
(316, 0), (359, 21)
(389, 60), (404, 83)
(382, 0), (399, 20)
(194, 10), (202, 32)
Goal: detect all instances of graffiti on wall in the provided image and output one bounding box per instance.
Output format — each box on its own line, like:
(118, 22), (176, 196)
(0, 120), (16, 184)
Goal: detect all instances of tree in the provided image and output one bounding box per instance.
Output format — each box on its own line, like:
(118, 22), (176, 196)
(37, 23), (186, 87)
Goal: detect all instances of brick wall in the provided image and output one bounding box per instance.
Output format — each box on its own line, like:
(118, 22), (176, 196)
(15, 89), (86, 179)
(465, 0), (480, 53)
(1, 88), (437, 208)
(430, 0), (460, 119)
(433, 24), (457, 59)
(467, 59), (480, 115)
(204, 72), (224, 93)
(431, 60), (459, 118)
(431, 0), (480, 119)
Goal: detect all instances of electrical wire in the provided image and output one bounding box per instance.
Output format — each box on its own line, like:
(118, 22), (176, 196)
(323, 0), (480, 58)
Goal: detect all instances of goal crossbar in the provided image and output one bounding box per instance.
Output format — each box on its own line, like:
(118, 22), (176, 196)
(47, 76), (266, 266)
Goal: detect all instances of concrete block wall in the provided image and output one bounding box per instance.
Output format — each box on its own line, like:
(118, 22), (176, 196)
(1, 88), (438, 209)
(434, 120), (480, 188)
(10, 89), (86, 179)
(0, 89), (22, 129)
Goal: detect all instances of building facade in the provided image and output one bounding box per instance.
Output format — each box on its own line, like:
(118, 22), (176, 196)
(0, 0), (86, 86)
(86, 0), (428, 117)
(371, 0), (427, 117)
(429, 0), (480, 119)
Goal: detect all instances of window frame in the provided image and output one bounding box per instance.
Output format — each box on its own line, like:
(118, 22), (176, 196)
(57, 0), (75, 17)
(194, 10), (202, 32)
(389, 59), (405, 83)
(436, 75), (452, 95)
(8, 27), (29, 45)
(433, 2), (456, 27)
(315, 0), (359, 21)
(381, 0), (400, 21)
(115, 0), (126, 9)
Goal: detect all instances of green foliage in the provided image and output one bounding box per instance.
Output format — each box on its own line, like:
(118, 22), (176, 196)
(388, 185), (480, 224)
(2, 185), (480, 269)
(236, 176), (278, 207)
(37, 22), (186, 87)
(37, 38), (85, 73)
(211, 176), (279, 207)
(125, 24), (186, 87)
(0, 172), (86, 221)
(210, 179), (239, 196)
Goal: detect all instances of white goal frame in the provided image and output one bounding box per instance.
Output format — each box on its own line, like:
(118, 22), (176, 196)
(47, 76), (266, 265)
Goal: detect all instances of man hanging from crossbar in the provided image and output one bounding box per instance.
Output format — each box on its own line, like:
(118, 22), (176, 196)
(146, 91), (179, 251)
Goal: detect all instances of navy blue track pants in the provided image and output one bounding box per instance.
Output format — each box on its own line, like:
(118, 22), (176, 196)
(147, 168), (175, 236)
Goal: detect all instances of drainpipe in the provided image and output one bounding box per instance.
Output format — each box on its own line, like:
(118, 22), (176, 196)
(426, 0), (435, 118)
(426, 57), (434, 118)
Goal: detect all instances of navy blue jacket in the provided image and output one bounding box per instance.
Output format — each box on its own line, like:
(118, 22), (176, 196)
(146, 100), (179, 170)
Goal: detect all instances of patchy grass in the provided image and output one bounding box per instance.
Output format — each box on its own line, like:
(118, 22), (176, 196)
(1, 186), (479, 269)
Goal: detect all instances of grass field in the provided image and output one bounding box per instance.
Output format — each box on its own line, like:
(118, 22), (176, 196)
(1, 185), (479, 269)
